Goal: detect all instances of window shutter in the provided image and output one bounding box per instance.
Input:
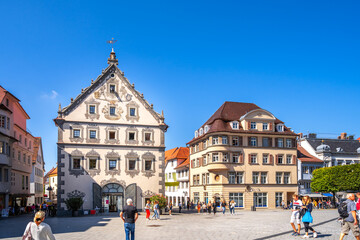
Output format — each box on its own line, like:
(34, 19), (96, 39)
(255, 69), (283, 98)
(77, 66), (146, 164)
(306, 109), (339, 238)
(292, 139), (296, 148)
(275, 154), (278, 164)
(292, 155), (296, 164)
(248, 137), (251, 146)
(268, 137), (272, 147)
(269, 123), (273, 131)
(255, 137), (258, 146)
(270, 154), (274, 164)
(200, 157), (203, 167)
(240, 153), (243, 164)
(191, 160), (194, 168)
(239, 136), (243, 146)
(275, 138), (279, 147)
(248, 154), (252, 164)
(247, 121), (251, 130)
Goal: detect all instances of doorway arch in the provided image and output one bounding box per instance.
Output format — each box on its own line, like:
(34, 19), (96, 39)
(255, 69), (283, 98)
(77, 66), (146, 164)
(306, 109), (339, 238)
(102, 183), (124, 212)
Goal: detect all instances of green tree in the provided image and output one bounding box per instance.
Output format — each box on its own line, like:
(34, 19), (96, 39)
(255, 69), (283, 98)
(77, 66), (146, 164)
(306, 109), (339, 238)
(311, 164), (360, 199)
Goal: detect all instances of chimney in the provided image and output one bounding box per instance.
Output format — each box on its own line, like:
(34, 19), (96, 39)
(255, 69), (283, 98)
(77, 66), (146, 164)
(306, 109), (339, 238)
(340, 132), (347, 140)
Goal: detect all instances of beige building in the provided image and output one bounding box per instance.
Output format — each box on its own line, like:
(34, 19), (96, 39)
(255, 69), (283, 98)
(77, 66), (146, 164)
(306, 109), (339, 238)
(54, 50), (168, 215)
(29, 137), (45, 206)
(188, 102), (298, 210)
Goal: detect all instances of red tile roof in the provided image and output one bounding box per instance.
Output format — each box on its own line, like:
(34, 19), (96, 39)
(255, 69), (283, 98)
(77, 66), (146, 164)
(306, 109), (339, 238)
(175, 158), (190, 169)
(165, 147), (189, 162)
(297, 145), (323, 163)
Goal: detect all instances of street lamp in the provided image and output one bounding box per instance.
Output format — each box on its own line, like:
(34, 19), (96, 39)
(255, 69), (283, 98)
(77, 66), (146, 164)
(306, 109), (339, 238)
(47, 186), (53, 201)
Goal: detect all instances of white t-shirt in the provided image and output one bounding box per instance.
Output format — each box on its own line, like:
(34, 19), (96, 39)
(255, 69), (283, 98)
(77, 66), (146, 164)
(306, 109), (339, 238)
(292, 200), (303, 211)
(23, 222), (56, 240)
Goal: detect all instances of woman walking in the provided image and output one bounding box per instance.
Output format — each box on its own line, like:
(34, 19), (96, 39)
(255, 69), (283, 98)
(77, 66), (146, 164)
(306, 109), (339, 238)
(301, 195), (318, 239)
(212, 201), (217, 215)
(22, 211), (56, 240)
(197, 202), (201, 214)
(168, 201), (173, 216)
(202, 202), (207, 214)
(145, 200), (151, 220)
(221, 200), (227, 214)
(207, 201), (212, 214)
(229, 200), (236, 215)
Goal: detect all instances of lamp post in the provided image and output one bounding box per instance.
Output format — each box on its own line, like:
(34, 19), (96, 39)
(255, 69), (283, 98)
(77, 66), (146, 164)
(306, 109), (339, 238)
(47, 186), (53, 201)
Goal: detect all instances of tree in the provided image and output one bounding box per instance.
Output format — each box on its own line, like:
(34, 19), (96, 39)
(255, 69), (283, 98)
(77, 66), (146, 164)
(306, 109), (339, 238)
(311, 164), (360, 199)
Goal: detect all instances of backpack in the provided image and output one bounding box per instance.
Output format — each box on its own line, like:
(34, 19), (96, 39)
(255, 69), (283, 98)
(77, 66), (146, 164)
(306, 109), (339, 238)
(338, 201), (349, 219)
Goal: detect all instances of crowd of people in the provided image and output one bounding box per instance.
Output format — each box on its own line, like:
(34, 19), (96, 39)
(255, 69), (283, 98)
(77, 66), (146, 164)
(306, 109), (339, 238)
(281, 198), (337, 210)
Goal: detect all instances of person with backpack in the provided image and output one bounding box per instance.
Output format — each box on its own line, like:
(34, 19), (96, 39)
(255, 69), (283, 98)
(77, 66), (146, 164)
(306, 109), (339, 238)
(300, 195), (318, 239)
(339, 193), (360, 240)
(290, 194), (303, 236)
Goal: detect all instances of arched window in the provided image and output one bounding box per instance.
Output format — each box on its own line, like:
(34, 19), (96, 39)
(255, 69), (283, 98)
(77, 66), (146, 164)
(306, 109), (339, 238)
(199, 128), (203, 135)
(195, 130), (198, 138)
(102, 183), (124, 193)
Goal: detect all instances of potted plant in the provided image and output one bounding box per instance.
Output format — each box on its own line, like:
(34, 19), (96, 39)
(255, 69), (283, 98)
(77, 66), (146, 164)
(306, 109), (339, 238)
(65, 197), (84, 217)
(150, 194), (167, 214)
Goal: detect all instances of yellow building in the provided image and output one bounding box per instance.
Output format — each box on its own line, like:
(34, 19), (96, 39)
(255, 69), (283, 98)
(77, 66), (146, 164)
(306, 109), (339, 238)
(187, 102), (298, 210)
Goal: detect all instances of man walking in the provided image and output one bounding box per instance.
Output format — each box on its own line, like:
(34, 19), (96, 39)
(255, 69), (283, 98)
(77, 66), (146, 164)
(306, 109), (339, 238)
(339, 193), (359, 240)
(120, 198), (138, 240)
(290, 194), (302, 236)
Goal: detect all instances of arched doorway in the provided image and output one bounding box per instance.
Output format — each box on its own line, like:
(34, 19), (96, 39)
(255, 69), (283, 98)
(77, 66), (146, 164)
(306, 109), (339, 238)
(102, 183), (124, 212)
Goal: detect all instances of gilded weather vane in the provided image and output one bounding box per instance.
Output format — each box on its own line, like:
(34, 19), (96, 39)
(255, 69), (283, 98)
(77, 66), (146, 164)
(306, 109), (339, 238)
(107, 38), (118, 51)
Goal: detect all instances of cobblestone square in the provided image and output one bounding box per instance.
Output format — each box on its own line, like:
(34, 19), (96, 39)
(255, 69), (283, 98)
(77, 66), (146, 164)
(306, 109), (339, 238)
(1, 209), (357, 240)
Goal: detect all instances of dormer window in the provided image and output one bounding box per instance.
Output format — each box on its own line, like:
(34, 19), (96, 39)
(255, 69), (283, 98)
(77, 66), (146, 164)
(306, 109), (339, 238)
(276, 124), (284, 132)
(110, 107), (116, 116)
(232, 121), (239, 129)
(89, 105), (96, 114)
(250, 122), (257, 129)
(195, 131), (199, 138)
(109, 84), (116, 93)
(204, 125), (209, 133)
(130, 108), (136, 117)
(263, 123), (268, 130)
(199, 128), (204, 135)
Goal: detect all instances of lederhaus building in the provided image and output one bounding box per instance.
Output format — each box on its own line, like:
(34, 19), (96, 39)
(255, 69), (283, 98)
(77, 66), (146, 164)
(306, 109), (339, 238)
(187, 102), (298, 210)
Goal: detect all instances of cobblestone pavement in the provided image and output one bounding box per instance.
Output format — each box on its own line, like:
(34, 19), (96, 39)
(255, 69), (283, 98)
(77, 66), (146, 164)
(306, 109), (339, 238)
(0, 209), (357, 240)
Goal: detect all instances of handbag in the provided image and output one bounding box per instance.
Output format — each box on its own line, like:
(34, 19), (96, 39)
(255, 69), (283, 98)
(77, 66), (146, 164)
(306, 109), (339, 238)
(302, 211), (313, 223)
(300, 208), (306, 217)
(22, 222), (32, 240)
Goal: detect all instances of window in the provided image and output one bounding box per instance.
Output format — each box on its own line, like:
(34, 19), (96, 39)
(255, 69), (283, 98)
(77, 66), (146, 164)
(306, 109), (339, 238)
(204, 125), (209, 133)
(110, 107), (116, 116)
(110, 84), (116, 93)
(109, 160), (117, 170)
(4, 169), (8, 182)
(262, 137), (269, 147)
(199, 128), (203, 135)
(228, 172), (236, 184)
(275, 192), (283, 207)
(250, 137), (257, 147)
(109, 131), (116, 140)
(0, 142), (3, 154)
(203, 140), (207, 148)
(0, 115), (5, 128)
(89, 105), (96, 114)
(18, 151), (21, 161)
(250, 122), (256, 129)
(89, 130), (97, 139)
(145, 159), (152, 171)
(277, 138), (284, 148)
(0, 168), (2, 182)
(73, 158), (81, 169)
(195, 158), (199, 167)
(89, 159), (97, 169)
(263, 123), (268, 130)
(202, 174), (206, 185)
(6, 117), (10, 130)
(262, 154), (269, 164)
(276, 124), (284, 132)
(73, 129), (80, 138)
(232, 122), (239, 129)
(204, 192), (209, 203)
(232, 153), (239, 163)
(250, 154), (257, 164)
(229, 193), (244, 207)
(22, 175), (25, 189)
(28, 156), (30, 164)
(212, 153), (219, 162)
(236, 172), (243, 184)
(222, 153), (228, 162)
(284, 172), (290, 184)
(286, 139), (292, 148)
(130, 108), (136, 117)
(276, 172), (282, 184)
(194, 192), (200, 204)
(25, 138), (27, 146)
(222, 136), (228, 144)
(232, 137), (239, 146)
(254, 193), (267, 207)
(128, 132), (135, 141)
(304, 182), (311, 189)
(278, 155), (283, 164)
(212, 137), (218, 145)
(194, 131), (198, 138)
(23, 154), (26, 163)
(26, 176), (28, 190)
(302, 166), (309, 174)
(252, 172), (259, 184)
(286, 155), (292, 164)
(206, 173), (210, 184)
(19, 135), (22, 143)
(203, 156), (207, 165)
(128, 160), (136, 170)
(6, 99), (9, 106)
(260, 172), (267, 184)
(145, 133), (151, 141)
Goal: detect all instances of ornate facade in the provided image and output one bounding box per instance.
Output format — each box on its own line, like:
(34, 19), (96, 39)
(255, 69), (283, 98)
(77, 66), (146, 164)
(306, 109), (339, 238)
(54, 50), (167, 215)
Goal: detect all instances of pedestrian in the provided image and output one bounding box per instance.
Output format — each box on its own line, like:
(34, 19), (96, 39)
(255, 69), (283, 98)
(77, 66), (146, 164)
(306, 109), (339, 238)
(202, 202), (207, 214)
(151, 201), (159, 220)
(229, 200), (236, 215)
(212, 201), (217, 215)
(168, 201), (173, 216)
(179, 202), (182, 213)
(221, 200), (227, 214)
(187, 202), (190, 211)
(207, 201), (212, 214)
(22, 211), (56, 240)
(120, 198), (138, 240)
(300, 195), (318, 239)
(145, 200), (151, 220)
(281, 200), (286, 210)
(318, 199), (322, 209)
(290, 194), (302, 236)
(31, 204), (36, 213)
(197, 202), (201, 214)
(339, 193), (360, 240)
(313, 199), (318, 209)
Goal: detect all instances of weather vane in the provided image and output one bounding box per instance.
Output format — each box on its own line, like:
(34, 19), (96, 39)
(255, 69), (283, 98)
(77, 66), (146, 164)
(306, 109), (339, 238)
(107, 38), (117, 51)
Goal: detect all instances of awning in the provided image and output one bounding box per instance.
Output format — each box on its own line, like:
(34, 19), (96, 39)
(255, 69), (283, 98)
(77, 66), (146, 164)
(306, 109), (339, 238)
(322, 193), (333, 197)
(301, 193), (323, 198)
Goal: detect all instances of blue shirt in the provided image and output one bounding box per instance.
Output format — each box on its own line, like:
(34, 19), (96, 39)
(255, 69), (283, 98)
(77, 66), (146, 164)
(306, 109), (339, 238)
(345, 199), (357, 222)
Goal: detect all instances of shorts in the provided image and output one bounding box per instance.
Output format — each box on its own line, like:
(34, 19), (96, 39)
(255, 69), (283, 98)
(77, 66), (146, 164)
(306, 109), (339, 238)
(341, 221), (360, 236)
(290, 211), (301, 224)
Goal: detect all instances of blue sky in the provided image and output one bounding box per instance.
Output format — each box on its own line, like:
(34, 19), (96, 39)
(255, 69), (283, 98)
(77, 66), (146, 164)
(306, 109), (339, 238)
(1, 1), (359, 172)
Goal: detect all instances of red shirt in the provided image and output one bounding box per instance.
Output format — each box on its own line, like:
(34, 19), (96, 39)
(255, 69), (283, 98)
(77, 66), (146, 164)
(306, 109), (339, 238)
(356, 198), (360, 211)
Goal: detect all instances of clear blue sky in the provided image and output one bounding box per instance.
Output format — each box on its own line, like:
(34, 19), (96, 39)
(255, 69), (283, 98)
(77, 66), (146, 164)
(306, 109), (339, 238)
(1, 1), (359, 173)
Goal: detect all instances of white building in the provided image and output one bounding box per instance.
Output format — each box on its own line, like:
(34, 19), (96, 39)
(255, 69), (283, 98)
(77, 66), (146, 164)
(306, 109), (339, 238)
(54, 50), (168, 215)
(164, 147), (189, 206)
(29, 137), (45, 205)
